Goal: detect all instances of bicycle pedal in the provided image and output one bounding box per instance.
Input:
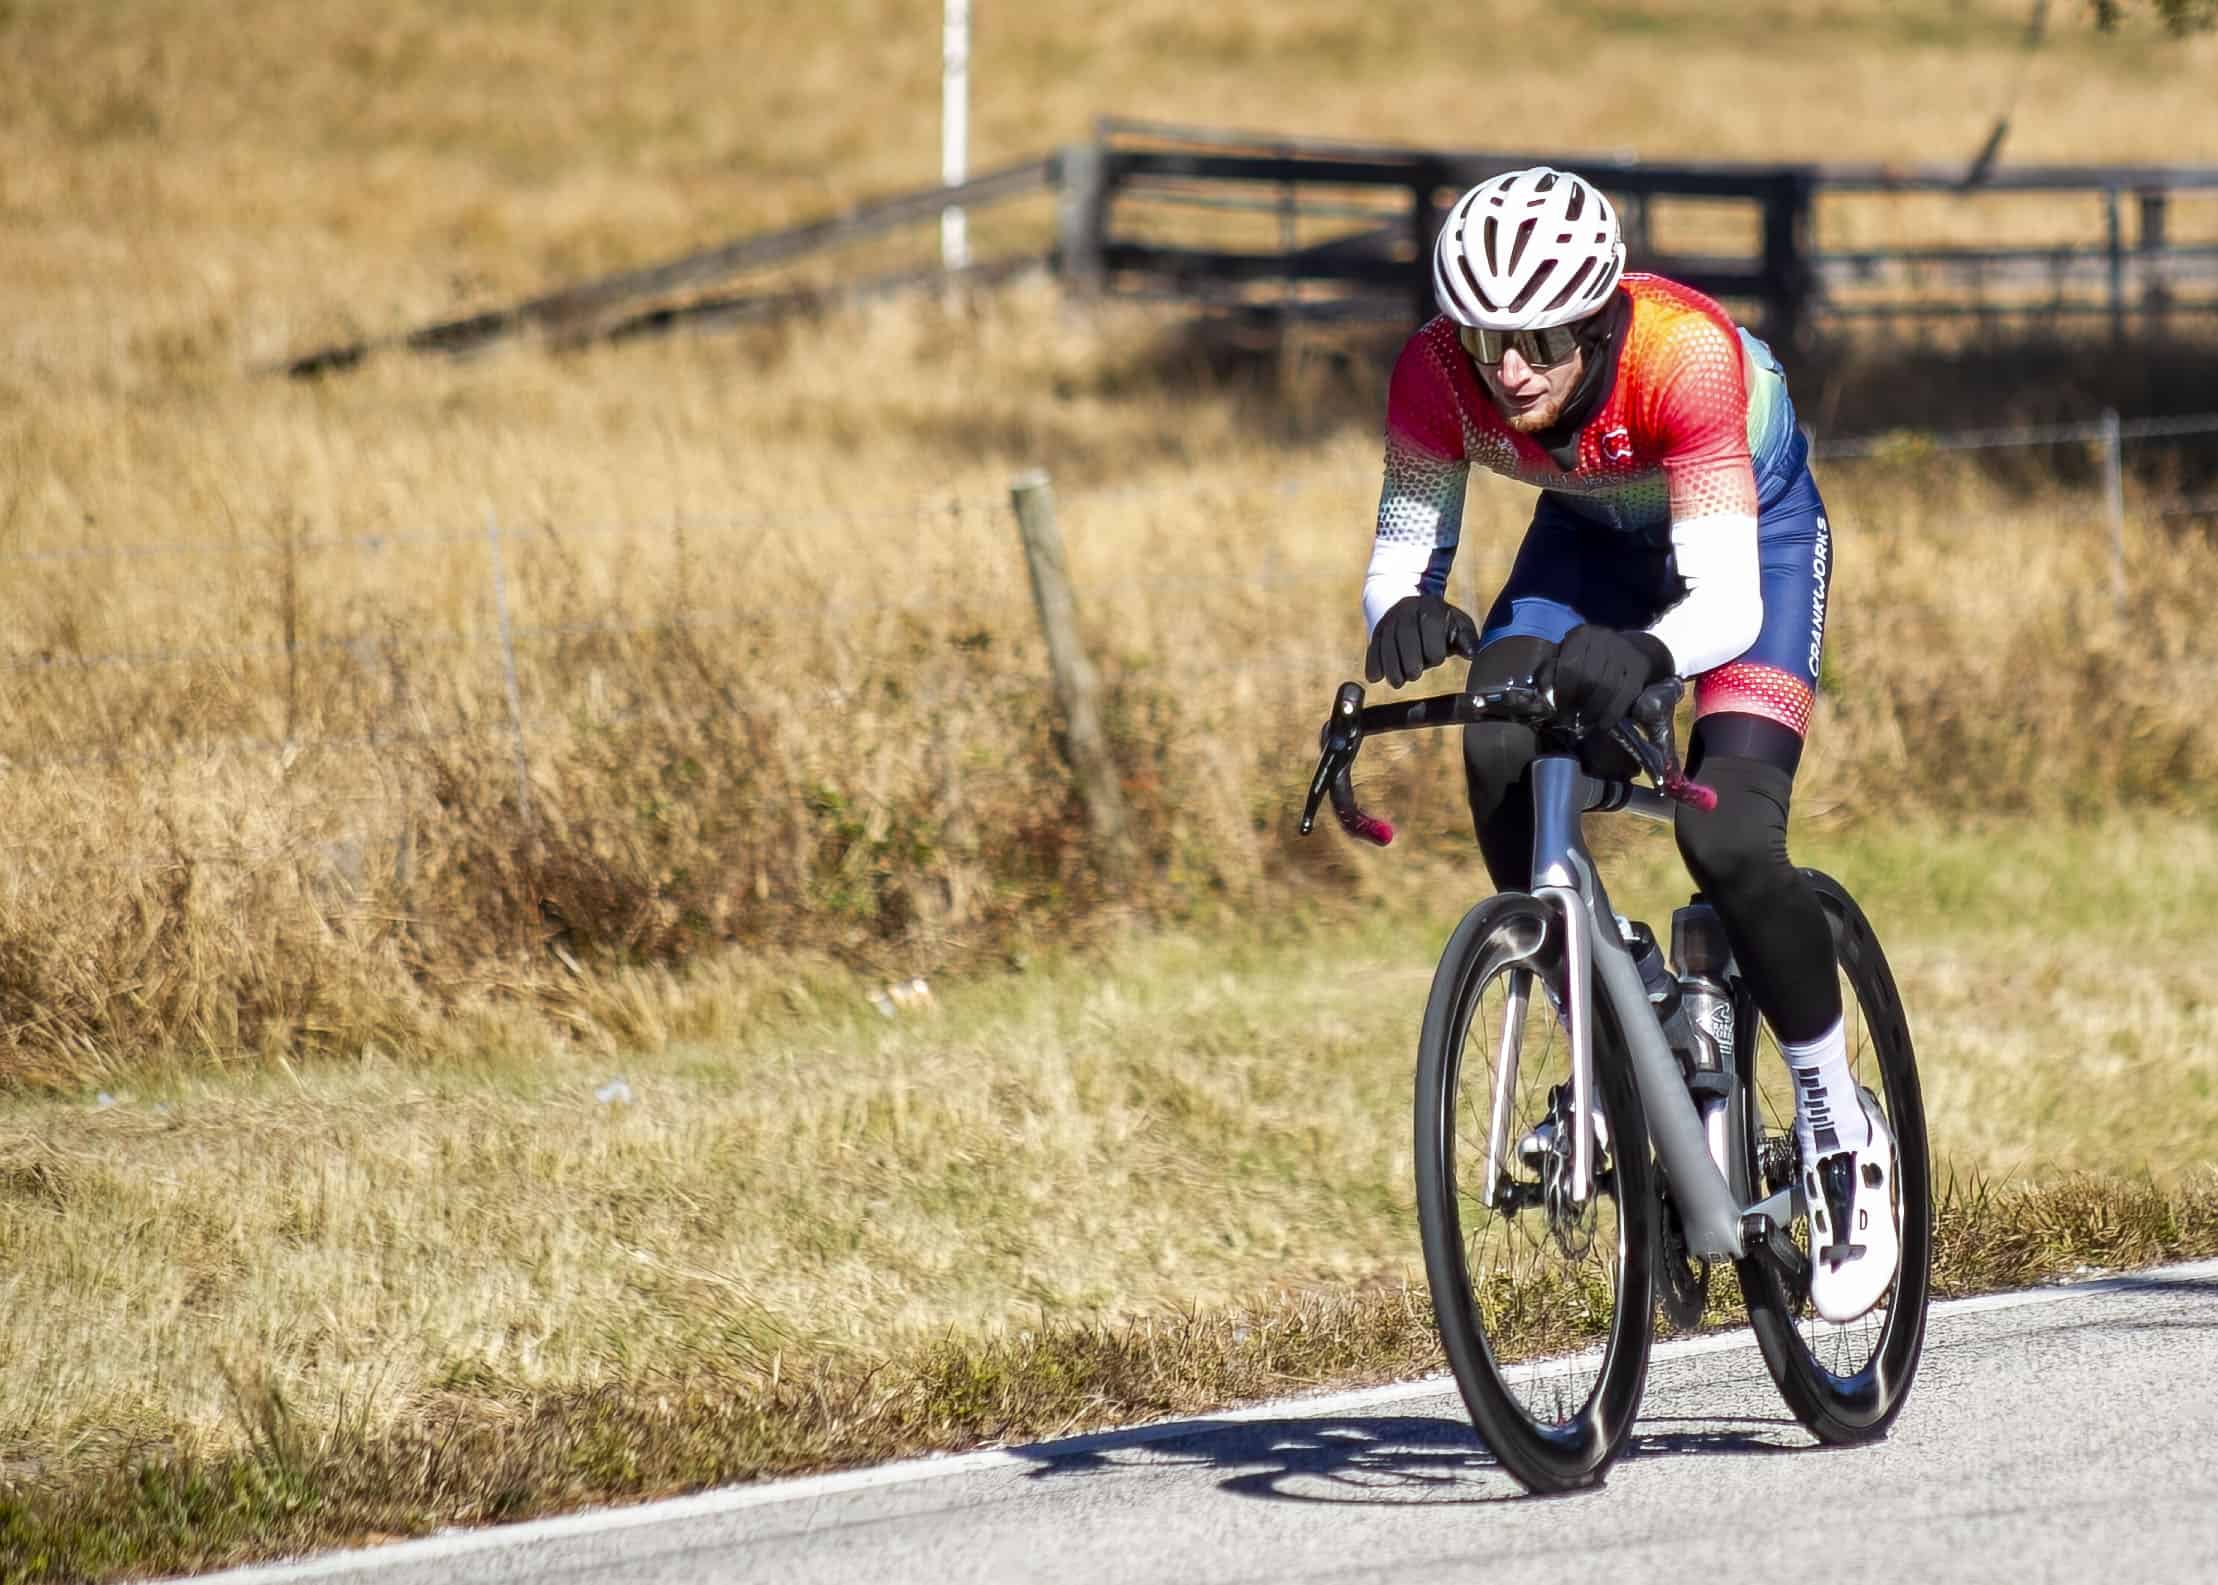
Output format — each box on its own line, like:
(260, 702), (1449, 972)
(1740, 1211), (1811, 1291)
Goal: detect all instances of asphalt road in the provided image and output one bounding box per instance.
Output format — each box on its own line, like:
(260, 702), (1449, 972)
(192, 1260), (2218, 1585)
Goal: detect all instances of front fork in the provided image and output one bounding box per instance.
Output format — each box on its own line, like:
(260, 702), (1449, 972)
(1538, 885), (1598, 1205)
(1481, 887), (1597, 1208)
(1481, 966), (1532, 1207)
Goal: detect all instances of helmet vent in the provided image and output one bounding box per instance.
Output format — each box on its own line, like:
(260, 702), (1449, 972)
(1455, 253), (1496, 312)
(1506, 259), (1557, 314)
(1546, 257), (1600, 313)
(1504, 217), (1536, 275)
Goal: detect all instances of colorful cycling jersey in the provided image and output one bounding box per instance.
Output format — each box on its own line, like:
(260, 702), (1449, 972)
(1367, 274), (1805, 678)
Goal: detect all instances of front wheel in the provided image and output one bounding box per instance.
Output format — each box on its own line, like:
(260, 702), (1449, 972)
(1414, 892), (1656, 1493)
(1735, 869), (1932, 1443)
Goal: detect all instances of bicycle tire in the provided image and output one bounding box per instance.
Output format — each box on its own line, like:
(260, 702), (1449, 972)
(1734, 869), (1932, 1442)
(1415, 891), (1657, 1493)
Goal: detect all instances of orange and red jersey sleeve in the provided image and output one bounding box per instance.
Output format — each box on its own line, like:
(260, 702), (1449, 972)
(1642, 311), (1760, 526)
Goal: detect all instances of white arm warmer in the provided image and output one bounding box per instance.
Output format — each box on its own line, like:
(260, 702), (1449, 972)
(1645, 511), (1762, 676)
(1364, 441), (1468, 635)
(1362, 536), (1440, 634)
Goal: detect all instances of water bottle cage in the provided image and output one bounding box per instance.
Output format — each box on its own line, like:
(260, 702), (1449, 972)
(1684, 1068), (1734, 1100)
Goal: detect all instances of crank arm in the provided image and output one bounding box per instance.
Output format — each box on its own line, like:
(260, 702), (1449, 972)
(1740, 1211), (1812, 1299)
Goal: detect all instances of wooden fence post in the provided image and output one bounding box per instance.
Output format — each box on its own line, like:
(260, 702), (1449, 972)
(483, 508), (537, 829)
(1619, 191), (1651, 267)
(2139, 189), (2170, 334)
(1408, 157), (1446, 324)
(1055, 142), (1109, 293)
(1008, 471), (1136, 876)
(2104, 187), (2126, 347)
(1761, 171), (1815, 349)
(2100, 408), (2128, 618)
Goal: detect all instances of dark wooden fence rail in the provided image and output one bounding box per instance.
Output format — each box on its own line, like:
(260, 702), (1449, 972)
(1074, 118), (1826, 340)
(279, 121), (2218, 375)
(283, 157), (1061, 375)
(1071, 117), (2218, 347)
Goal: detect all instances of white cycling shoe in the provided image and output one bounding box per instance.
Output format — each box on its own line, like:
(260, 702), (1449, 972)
(1803, 1089), (1900, 1324)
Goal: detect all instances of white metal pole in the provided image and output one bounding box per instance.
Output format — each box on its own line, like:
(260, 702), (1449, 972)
(941, 0), (970, 272)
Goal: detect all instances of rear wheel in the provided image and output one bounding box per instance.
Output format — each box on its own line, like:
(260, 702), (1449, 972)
(1735, 870), (1932, 1442)
(1414, 892), (1656, 1493)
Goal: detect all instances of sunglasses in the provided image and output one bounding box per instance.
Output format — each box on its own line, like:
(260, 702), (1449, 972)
(1458, 323), (1585, 370)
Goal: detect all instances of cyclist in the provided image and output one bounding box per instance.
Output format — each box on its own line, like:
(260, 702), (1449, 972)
(1361, 166), (1894, 1323)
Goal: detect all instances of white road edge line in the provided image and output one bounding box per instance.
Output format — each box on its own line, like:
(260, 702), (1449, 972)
(184, 1257), (2218, 1583)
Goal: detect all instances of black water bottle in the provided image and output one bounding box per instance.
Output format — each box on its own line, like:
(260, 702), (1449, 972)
(1620, 918), (1696, 1061)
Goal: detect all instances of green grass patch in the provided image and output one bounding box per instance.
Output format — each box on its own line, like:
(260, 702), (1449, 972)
(4, 1174), (2214, 1585)
(5, 814), (2215, 1580)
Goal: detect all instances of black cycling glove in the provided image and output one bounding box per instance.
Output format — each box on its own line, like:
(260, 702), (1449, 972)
(1534, 624), (1675, 731)
(1365, 595), (1479, 688)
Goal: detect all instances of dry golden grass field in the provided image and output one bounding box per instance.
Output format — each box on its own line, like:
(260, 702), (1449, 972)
(2, 0), (2216, 1079)
(4, 1), (2218, 1575)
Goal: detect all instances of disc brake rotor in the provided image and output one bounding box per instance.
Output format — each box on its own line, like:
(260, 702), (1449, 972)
(1535, 1083), (1600, 1260)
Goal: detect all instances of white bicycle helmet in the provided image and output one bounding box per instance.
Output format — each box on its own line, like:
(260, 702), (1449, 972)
(1432, 167), (1626, 332)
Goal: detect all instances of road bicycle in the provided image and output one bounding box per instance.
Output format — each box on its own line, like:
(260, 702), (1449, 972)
(1300, 673), (1931, 1493)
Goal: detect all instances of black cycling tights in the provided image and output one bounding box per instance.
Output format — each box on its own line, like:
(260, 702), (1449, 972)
(1461, 636), (1841, 1045)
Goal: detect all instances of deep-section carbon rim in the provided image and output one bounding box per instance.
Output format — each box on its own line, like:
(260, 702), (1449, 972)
(1415, 892), (1655, 1492)
(1736, 870), (1932, 1440)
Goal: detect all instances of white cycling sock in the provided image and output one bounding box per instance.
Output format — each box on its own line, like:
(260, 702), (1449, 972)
(1782, 1017), (1870, 1161)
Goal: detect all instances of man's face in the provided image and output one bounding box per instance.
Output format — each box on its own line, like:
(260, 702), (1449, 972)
(1472, 342), (1586, 434)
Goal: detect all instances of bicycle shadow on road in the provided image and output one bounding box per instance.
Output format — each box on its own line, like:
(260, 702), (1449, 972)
(1014, 1409), (1810, 1507)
